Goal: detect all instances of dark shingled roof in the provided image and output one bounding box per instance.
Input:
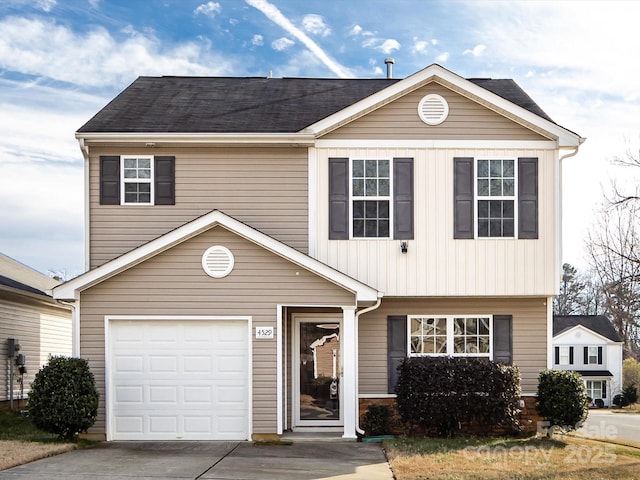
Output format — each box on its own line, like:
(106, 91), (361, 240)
(78, 76), (553, 134)
(553, 315), (623, 343)
(0, 275), (49, 298)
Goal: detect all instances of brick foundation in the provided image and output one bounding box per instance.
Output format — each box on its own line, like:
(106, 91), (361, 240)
(359, 395), (542, 437)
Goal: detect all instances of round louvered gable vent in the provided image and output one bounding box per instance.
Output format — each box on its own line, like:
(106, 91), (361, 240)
(202, 245), (234, 278)
(417, 94), (449, 125)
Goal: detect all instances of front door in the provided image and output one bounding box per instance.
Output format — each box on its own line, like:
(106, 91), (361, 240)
(293, 315), (342, 426)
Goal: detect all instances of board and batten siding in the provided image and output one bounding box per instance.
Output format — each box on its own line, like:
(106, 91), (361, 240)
(313, 148), (557, 297)
(88, 147), (309, 269)
(322, 82), (550, 141)
(358, 297), (548, 395)
(0, 295), (71, 401)
(78, 226), (355, 437)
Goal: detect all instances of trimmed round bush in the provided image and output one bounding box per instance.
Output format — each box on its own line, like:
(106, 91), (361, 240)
(535, 369), (588, 432)
(28, 356), (99, 440)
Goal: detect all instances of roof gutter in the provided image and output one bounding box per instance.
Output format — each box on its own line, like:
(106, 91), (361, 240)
(75, 132), (316, 148)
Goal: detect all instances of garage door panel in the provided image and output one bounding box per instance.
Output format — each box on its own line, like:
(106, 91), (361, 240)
(110, 320), (249, 440)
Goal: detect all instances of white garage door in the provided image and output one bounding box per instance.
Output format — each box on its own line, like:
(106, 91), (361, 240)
(109, 320), (249, 440)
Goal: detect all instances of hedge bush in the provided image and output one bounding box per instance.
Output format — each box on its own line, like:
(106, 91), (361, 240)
(28, 356), (99, 440)
(535, 369), (588, 432)
(623, 383), (638, 404)
(394, 356), (521, 437)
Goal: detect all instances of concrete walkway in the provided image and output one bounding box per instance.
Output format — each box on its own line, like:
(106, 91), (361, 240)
(0, 441), (394, 480)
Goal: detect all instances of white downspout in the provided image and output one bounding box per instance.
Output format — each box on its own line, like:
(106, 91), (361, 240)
(354, 295), (383, 435)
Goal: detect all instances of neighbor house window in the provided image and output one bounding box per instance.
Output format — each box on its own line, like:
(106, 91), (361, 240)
(351, 159), (391, 238)
(122, 156), (153, 204)
(476, 159), (515, 237)
(586, 380), (603, 400)
(587, 346), (600, 365)
(559, 346), (571, 365)
(409, 315), (491, 357)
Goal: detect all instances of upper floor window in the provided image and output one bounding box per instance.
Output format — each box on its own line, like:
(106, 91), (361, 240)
(476, 159), (515, 237)
(351, 159), (390, 238)
(557, 346), (572, 365)
(409, 315), (491, 357)
(99, 155), (175, 206)
(585, 346), (602, 365)
(122, 156), (153, 205)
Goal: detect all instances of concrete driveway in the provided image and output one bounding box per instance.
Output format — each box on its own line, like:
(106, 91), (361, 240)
(579, 409), (640, 444)
(0, 441), (394, 480)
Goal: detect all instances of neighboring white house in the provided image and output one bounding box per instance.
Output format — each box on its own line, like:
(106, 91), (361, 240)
(0, 253), (72, 406)
(553, 315), (624, 407)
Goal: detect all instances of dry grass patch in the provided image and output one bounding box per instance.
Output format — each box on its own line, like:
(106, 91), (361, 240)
(0, 440), (75, 471)
(384, 435), (640, 480)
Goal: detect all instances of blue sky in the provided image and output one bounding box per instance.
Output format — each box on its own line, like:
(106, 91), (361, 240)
(0, 0), (639, 277)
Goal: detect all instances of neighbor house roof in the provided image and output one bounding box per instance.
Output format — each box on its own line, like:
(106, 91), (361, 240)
(553, 315), (623, 343)
(78, 70), (553, 134)
(0, 275), (49, 297)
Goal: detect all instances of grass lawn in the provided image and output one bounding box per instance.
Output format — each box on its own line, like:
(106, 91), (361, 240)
(0, 410), (76, 471)
(384, 435), (640, 480)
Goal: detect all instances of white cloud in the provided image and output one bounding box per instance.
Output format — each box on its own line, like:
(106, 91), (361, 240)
(349, 25), (362, 36)
(245, 0), (351, 78)
(88, 0), (100, 8)
(194, 2), (221, 18)
(463, 44), (486, 57)
(302, 14), (330, 37)
(435, 52), (449, 63)
(252, 34), (264, 46)
(271, 37), (294, 51)
(412, 38), (428, 55)
(35, 0), (56, 11)
(0, 17), (234, 88)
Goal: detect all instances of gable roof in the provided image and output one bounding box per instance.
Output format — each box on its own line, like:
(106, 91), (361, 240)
(77, 64), (577, 145)
(553, 315), (623, 343)
(53, 210), (380, 303)
(0, 274), (49, 297)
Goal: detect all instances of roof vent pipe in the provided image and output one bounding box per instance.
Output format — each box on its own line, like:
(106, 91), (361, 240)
(384, 58), (395, 78)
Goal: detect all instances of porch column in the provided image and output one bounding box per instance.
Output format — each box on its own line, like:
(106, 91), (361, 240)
(342, 306), (357, 439)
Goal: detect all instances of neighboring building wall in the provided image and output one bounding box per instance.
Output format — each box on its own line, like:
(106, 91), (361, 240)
(313, 147), (558, 296)
(358, 297), (548, 396)
(1, 293), (72, 403)
(322, 82), (551, 141)
(78, 226), (355, 437)
(88, 147), (309, 268)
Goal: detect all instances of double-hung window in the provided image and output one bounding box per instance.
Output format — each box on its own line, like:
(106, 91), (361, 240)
(559, 346), (571, 365)
(476, 159), (515, 237)
(409, 315), (491, 357)
(351, 159), (391, 238)
(122, 156), (153, 205)
(587, 346), (600, 364)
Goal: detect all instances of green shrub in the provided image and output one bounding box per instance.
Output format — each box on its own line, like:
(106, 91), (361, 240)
(535, 370), (588, 433)
(362, 404), (389, 436)
(394, 357), (521, 437)
(623, 383), (638, 404)
(28, 356), (99, 440)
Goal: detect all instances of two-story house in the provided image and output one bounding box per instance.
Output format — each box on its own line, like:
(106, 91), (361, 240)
(53, 64), (584, 441)
(553, 315), (623, 407)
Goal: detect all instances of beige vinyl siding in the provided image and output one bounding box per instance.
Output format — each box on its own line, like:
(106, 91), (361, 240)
(358, 297), (547, 396)
(89, 147), (308, 269)
(79, 226), (354, 437)
(0, 294), (71, 401)
(323, 82), (550, 141)
(314, 148), (557, 296)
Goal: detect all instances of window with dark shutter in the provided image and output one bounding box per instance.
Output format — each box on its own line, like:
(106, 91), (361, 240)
(387, 315), (407, 394)
(598, 346), (603, 365)
(100, 156), (120, 205)
(518, 157), (538, 239)
(569, 346), (574, 365)
(393, 158), (414, 239)
(453, 157), (474, 239)
(492, 315), (513, 364)
(554, 346), (559, 365)
(154, 156), (175, 205)
(328, 158), (349, 239)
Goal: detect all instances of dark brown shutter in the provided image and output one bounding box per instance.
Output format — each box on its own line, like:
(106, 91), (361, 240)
(328, 158), (349, 240)
(569, 346), (574, 365)
(154, 156), (175, 205)
(454, 157), (474, 239)
(602, 381), (607, 398)
(100, 156), (120, 205)
(493, 315), (513, 364)
(598, 346), (603, 364)
(554, 346), (559, 365)
(518, 157), (538, 239)
(387, 315), (407, 394)
(584, 346), (588, 364)
(393, 158), (414, 239)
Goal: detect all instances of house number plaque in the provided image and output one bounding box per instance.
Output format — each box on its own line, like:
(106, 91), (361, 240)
(255, 326), (274, 339)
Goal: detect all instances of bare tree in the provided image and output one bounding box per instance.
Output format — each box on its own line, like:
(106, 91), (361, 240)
(553, 263), (586, 315)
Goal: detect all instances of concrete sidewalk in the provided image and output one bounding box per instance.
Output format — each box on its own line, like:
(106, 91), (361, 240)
(0, 441), (394, 480)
